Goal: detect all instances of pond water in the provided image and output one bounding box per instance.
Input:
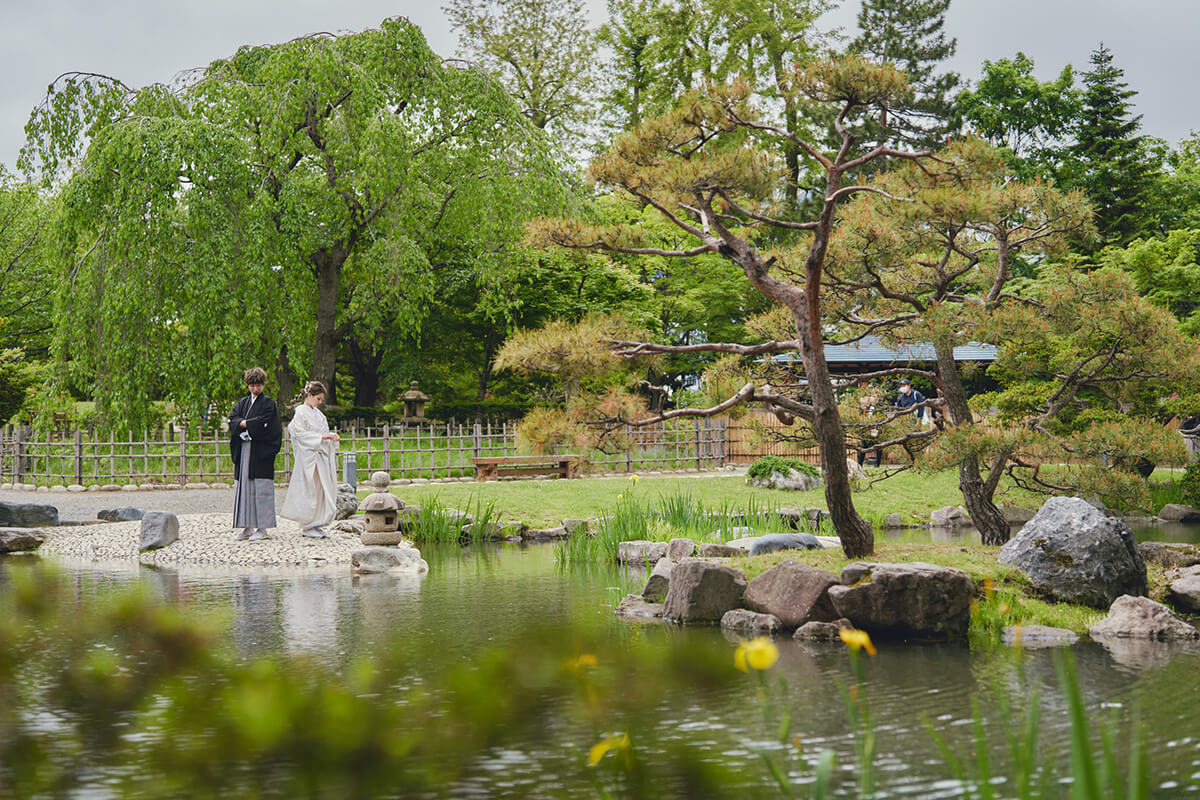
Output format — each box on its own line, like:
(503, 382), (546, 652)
(6, 529), (1199, 798)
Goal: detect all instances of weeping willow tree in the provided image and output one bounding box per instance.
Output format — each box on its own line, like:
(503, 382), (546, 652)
(22, 17), (564, 431)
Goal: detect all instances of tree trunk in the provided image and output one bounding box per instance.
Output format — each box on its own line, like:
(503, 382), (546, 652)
(347, 340), (382, 408)
(934, 342), (1009, 544)
(310, 248), (345, 404)
(275, 345), (297, 407)
(798, 320), (875, 557)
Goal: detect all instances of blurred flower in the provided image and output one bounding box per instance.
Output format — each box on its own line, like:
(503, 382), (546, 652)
(734, 636), (779, 672)
(629, 474), (640, 482)
(839, 628), (877, 657)
(563, 653), (598, 674)
(587, 732), (631, 767)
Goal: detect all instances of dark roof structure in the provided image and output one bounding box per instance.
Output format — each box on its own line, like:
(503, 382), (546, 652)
(771, 336), (998, 368)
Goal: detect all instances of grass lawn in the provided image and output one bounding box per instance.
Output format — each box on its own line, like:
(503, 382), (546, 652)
(385, 468), (1045, 529)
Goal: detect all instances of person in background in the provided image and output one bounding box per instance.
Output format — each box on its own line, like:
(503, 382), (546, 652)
(896, 378), (926, 423)
(228, 367), (283, 541)
(279, 381), (340, 538)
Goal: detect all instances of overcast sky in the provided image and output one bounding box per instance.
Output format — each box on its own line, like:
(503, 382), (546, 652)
(3, 0), (1196, 174)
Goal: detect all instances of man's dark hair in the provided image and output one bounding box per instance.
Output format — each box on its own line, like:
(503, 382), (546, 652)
(243, 367), (267, 386)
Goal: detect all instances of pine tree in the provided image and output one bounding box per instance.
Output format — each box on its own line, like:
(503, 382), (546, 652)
(852, 0), (960, 149)
(1068, 44), (1162, 246)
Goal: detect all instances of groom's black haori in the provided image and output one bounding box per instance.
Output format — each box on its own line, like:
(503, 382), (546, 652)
(229, 370), (283, 532)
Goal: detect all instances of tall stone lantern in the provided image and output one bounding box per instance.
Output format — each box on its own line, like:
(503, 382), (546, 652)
(399, 381), (431, 423)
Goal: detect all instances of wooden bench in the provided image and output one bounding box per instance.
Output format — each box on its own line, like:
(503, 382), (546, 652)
(471, 455), (582, 482)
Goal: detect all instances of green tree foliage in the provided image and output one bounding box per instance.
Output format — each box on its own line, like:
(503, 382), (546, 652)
(1101, 228), (1200, 336)
(851, 0), (960, 149)
(22, 19), (563, 430)
(959, 52), (1081, 178)
(1063, 44), (1163, 246)
(1148, 133), (1200, 233)
(445, 0), (600, 140)
(0, 172), (54, 358)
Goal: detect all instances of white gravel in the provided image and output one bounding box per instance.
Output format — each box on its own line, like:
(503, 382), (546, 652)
(39, 514), (366, 568)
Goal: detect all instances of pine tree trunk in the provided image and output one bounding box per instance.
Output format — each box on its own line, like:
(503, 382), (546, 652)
(934, 343), (1009, 544)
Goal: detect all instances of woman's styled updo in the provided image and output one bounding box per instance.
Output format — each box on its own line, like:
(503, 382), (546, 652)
(291, 380), (328, 407)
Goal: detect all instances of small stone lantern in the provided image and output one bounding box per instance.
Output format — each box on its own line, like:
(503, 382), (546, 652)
(359, 471), (405, 545)
(399, 381), (431, 423)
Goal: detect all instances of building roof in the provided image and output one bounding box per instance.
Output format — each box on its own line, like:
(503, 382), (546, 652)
(771, 336), (998, 365)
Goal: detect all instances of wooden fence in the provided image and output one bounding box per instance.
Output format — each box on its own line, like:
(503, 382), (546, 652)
(0, 417), (761, 488)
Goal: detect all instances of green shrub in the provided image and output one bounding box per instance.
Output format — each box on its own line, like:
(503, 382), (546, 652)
(1181, 461), (1200, 507)
(746, 455), (820, 481)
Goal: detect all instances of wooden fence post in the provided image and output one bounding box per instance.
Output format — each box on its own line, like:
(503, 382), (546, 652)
(179, 425), (188, 485)
(74, 429), (83, 485)
(382, 423), (390, 475)
(473, 423), (482, 460)
(14, 426), (25, 484)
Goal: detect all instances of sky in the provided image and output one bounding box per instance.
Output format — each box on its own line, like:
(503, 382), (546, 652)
(2, 0), (1197, 174)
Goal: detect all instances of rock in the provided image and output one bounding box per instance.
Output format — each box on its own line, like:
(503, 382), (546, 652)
(846, 458), (868, 481)
(562, 518), (590, 534)
(750, 469), (822, 492)
(0, 500), (59, 528)
(1166, 565), (1200, 613)
(743, 560), (839, 629)
(614, 594), (664, 619)
(662, 560), (746, 624)
(120, 484), (140, 493)
(334, 491), (358, 520)
(1138, 541), (1200, 568)
(724, 536), (758, 551)
(98, 506), (144, 522)
(187, 482), (209, 490)
(827, 562), (975, 640)
(139, 511), (179, 552)
(67, 484), (86, 493)
(749, 533), (823, 556)
(351, 545), (429, 575)
(793, 619), (854, 641)
(99, 484), (121, 492)
(1001, 625), (1079, 648)
(331, 519), (366, 536)
(667, 538), (696, 561)
(49, 484), (67, 492)
(1000, 506), (1037, 525)
(0, 527), (45, 553)
(443, 509), (474, 525)
(998, 496), (1147, 609)
(883, 513), (905, 529)
(523, 526), (568, 540)
(698, 543), (746, 558)
(1157, 503), (1200, 522)
(720, 609), (782, 635)
(1089, 595), (1198, 640)
(930, 505), (970, 527)
(642, 557), (673, 602)
(616, 540), (668, 566)
(775, 508), (805, 529)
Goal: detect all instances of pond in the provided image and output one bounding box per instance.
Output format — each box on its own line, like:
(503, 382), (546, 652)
(4, 534), (1198, 798)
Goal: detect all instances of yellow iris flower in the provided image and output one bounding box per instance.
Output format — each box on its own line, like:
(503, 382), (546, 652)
(587, 732), (631, 766)
(734, 636), (780, 672)
(838, 628), (878, 656)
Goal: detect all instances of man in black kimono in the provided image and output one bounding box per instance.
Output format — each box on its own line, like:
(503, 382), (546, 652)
(229, 367), (283, 541)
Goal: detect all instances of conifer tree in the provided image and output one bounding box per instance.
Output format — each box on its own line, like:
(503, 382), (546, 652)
(1067, 44), (1162, 246)
(852, 0), (960, 149)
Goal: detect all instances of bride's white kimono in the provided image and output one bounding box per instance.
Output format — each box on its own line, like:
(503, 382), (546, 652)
(279, 404), (338, 530)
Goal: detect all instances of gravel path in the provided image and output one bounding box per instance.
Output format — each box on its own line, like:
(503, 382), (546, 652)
(0, 487), (259, 521)
(38, 513), (369, 567)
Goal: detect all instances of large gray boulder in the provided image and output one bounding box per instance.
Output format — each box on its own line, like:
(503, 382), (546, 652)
(699, 542), (746, 557)
(662, 560), (747, 624)
(743, 560), (839, 629)
(642, 557), (673, 603)
(720, 609), (782, 635)
(749, 533), (823, 556)
(98, 506), (144, 522)
(139, 511), (179, 552)
(1157, 503), (1200, 522)
(617, 540), (668, 566)
(750, 469), (822, 492)
(930, 506), (970, 528)
(1166, 565), (1200, 613)
(334, 491), (359, 521)
(615, 594), (664, 619)
(351, 545), (429, 575)
(827, 562), (975, 640)
(0, 501), (58, 528)
(1089, 595), (1198, 640)
(1001, 625), (1078, 648)
(0, 527), (45, 553)
(667, 538), (696, 561)
(998, 497), (1147, 609)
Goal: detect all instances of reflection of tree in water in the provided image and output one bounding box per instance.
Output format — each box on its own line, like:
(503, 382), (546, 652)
(229, 576), (284, 658)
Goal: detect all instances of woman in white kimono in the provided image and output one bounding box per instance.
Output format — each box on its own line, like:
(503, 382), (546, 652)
(279, 381), (340, 538)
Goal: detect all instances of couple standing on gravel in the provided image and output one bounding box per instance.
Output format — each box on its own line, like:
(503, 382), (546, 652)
(228, 368), (340, 541)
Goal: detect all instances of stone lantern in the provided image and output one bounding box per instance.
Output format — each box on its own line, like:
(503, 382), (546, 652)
(359, 471), (406, 545)
(398, 381), (431, 423)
